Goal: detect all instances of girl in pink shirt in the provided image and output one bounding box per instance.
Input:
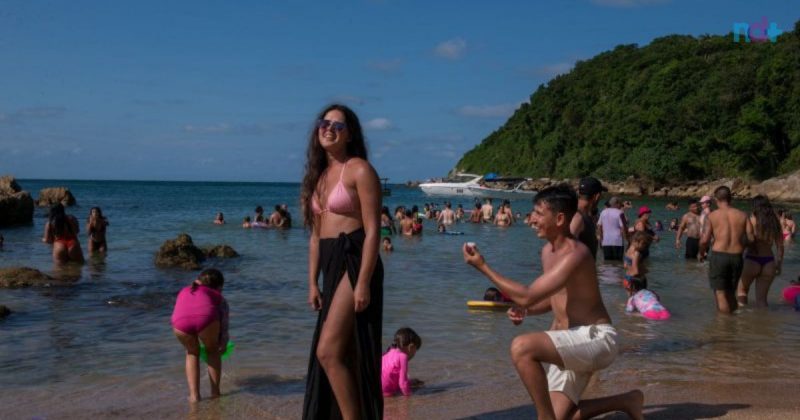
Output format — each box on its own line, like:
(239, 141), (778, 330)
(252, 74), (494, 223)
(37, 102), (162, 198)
(171, 269), (230, 402)
(381, 327), (423, 397)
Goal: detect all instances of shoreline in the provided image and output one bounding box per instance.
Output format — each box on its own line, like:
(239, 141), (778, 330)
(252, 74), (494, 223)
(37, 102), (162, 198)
(405, 169), (800, 203)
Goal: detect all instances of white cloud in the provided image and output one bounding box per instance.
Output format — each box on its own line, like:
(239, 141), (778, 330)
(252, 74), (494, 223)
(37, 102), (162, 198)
(434, 38), (467, 60)
(367, 58), (403, 73)
(590, 0), (669, 7)
(457, 102), (525, 118)
(365, 118), (393, 130)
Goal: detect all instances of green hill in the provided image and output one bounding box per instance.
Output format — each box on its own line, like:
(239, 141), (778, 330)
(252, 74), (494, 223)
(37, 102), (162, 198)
(455, 21), (800, 183)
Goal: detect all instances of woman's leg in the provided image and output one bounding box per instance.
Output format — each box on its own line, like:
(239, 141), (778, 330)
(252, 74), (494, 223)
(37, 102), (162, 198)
(754, 261), (777, 307)
(316, 273), (358, 420)
(174, 328), (201, 402)
(198, 320), (222, 398)
(736, 259), (760, 305)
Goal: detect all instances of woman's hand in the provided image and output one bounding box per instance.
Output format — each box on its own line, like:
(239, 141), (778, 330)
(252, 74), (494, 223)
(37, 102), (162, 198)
(308, 286), (322, 311)
(354, 283), (370, 312)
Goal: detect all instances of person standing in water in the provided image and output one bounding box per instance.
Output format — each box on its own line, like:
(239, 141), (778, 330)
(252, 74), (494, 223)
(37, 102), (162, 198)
(570, 177), (606, 260)
(675, 199), (702, 260)
(86, 207), (109, 255)
(43, 203), (85, 264)
(737, 195), (784, 307)
(301, 104), (384, 420)
(699, 186), (754, 314)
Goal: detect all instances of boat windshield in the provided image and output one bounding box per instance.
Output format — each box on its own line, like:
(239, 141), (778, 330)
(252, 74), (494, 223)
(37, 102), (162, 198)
(442, 174), (481, 183)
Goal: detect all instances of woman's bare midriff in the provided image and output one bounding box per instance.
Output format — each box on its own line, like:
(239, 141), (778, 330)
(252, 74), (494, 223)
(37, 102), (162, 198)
(318, 212), (364, 239)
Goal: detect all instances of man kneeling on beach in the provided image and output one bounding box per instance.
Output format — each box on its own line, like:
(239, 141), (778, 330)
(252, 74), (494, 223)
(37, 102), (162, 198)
(463, 185), (642, 420)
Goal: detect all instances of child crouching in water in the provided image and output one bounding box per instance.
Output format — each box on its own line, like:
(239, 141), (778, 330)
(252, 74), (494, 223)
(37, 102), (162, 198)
(624, 276), (671, 320)
(171, 268), (229, 402)
(382, 327), (423, 397)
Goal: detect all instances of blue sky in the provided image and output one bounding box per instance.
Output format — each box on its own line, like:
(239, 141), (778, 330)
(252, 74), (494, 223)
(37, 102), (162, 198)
(0, 0), (796, 182)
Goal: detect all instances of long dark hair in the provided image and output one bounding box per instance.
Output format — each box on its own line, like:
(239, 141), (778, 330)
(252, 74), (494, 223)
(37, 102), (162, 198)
(300, 104), (368, 228)
(751, 195), (781, 243)
(49, 203), (70, 237)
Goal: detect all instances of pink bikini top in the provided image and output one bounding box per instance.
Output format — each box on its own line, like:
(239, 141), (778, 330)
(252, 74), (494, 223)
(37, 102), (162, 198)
(312, 160), (356, 215)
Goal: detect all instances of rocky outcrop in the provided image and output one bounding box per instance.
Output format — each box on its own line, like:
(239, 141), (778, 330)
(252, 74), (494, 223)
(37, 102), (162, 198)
(202, 245), (239, 259)
(0, 176), (34, 227)
(155, 234), (206, 270)
(754, 170), (800, 202)
(0, 267), (56, 288)
(37, 187), (77, 207)
(0, 305), (10, 318)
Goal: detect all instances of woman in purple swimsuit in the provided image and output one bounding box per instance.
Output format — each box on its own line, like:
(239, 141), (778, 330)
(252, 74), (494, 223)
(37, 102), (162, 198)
(737, 195), (784, 307)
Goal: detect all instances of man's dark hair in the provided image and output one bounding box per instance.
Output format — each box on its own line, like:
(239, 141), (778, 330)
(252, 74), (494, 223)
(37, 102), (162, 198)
(687, 198), (698, 205)
(714, 186), (732, 203)
(534, 184), (578, 221)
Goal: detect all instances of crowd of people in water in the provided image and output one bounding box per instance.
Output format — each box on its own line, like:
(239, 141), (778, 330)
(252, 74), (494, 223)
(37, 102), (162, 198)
(10, 103), (798, 420)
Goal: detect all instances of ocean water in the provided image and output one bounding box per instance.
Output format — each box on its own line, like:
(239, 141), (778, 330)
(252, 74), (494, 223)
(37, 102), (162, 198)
(1, 179), (799, 418)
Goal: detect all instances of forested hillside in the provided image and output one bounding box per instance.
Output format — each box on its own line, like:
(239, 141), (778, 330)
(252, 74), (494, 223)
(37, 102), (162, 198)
(456, 21), (800, 182)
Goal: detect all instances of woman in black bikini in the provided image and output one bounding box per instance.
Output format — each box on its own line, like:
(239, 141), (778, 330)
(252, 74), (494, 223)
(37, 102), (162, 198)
(737, 195), (784, 307)
(300, 104), (384, 420)
(87, 207), (109, 255)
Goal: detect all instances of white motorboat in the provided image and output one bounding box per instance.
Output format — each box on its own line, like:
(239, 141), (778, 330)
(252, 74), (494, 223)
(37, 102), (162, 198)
(419, 174), (537, 200)
(466, 182), (537, 200)
(418, 173), (484, 197)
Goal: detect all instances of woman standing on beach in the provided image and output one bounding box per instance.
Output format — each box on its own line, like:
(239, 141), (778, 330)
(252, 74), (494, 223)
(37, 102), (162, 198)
(301, 104), (384, 420)
(737, 195), (784, 307)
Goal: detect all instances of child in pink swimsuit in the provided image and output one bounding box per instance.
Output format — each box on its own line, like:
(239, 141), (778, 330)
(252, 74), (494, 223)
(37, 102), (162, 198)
(624, 276), (671, 320)
(381, 327), (423, 397)
(171, 269), (229, 402)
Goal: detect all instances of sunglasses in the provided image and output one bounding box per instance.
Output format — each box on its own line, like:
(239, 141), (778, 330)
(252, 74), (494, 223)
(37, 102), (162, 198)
(317, 119), (347, 132)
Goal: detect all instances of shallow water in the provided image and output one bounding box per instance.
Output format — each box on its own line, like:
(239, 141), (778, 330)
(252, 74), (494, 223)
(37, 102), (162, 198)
(1, 180), (799, 417)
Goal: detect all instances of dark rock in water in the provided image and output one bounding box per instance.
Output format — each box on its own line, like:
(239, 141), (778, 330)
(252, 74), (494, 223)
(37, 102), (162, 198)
(0, 176), (34, 227)
(37, 187), (77, 207)
(0, 267), (56, 288)
(0, 305), (10, 318)
(202, 245), (239, 258)
(155, 233), (206, 270)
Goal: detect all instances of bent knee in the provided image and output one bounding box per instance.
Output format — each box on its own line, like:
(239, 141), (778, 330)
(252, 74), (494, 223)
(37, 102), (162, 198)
(510, 335), (534, 363)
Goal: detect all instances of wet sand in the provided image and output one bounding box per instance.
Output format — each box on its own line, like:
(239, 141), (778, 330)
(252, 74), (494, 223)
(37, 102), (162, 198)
(4, 366), (799, 419)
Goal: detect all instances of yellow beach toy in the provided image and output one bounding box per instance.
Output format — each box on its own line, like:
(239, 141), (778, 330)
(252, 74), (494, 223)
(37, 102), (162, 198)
(466, 300), (513, 311)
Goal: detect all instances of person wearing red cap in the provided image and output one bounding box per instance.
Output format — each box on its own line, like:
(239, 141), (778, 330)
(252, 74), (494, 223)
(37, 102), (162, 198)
(633, 206), (658, 259)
